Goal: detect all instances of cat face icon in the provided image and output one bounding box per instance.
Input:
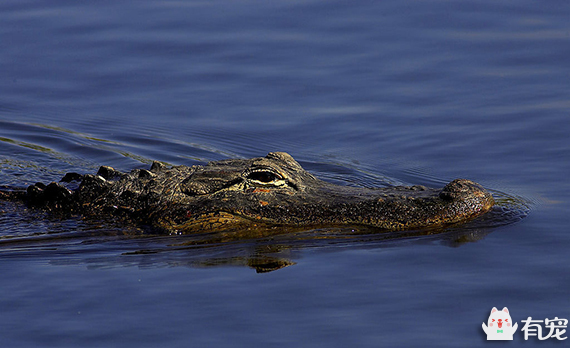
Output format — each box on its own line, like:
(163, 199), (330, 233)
(482, 307), (518, 340)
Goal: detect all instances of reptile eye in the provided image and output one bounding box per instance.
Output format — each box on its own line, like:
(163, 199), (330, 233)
(247, 171), (281, 183)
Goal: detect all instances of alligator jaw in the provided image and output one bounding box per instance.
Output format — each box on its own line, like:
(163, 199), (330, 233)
(164, 179), (494, 233)
(244, 178), (496, 231)
(167, 211), (266, 234)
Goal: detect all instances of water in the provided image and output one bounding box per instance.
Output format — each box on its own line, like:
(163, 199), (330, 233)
(1, 0), (569, 346)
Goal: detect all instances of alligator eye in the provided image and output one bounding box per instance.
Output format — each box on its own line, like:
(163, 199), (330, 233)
(247, 170), (281, 183)
(243, 167), (290, 188)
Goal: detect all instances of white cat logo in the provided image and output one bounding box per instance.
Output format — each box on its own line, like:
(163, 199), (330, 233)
(482, 307), (518, 340)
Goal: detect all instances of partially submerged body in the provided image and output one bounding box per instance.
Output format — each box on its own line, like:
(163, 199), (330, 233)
(0, 152), (494, 233)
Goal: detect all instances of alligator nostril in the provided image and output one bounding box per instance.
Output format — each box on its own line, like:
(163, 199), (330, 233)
(439, 179), (479, 200)
(439, 190), (454, 200)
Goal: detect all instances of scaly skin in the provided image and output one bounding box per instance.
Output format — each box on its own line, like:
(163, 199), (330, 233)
(1, 152), (494, 233)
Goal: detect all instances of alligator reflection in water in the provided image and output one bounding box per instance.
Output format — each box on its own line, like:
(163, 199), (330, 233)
(0, 202), (527, 273)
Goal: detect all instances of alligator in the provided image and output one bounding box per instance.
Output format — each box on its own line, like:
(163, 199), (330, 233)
(0, 152), (494, 233)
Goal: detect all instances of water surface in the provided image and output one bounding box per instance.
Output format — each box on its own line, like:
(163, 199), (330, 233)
(1, 0), (569, 347)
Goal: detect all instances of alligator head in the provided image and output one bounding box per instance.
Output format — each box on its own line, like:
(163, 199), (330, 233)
(19, 152), (494, 233)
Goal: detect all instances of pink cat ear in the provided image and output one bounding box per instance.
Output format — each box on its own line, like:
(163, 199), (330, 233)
(491, 307), (498, 314)
(502, 307), (509, 314)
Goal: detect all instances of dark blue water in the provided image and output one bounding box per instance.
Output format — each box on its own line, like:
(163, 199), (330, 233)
(1, 0), (569, 347)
